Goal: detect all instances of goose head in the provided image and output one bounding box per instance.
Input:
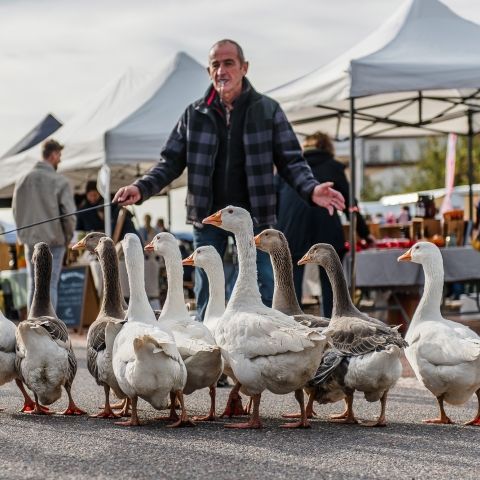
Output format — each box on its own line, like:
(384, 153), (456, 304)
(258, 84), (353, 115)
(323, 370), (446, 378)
(182, 245), (219, 269)
(122, 233), (144, 263)
(145, 232), (179, 257)
(397, 241), (442, 266)
(203, 206), (253, 235)
(254, 228), (287, 254)
(32, 242), (52, 269)
(72, 232), (106, 252)
(94, 236), (115, 256)
(298, 243), (338, 267)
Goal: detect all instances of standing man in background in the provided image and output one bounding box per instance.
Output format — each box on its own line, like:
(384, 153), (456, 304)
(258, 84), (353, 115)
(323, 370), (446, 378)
(114, 39), (345, 319)
(13, 139), (76, 310)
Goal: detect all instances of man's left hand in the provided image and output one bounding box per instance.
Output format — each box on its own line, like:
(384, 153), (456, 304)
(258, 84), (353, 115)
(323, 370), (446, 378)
(311, 182), (345, 215)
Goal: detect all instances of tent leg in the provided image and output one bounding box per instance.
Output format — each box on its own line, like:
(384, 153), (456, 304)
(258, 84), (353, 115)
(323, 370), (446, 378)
(467, 110), (474, 222)
(349, 97), (357, 299)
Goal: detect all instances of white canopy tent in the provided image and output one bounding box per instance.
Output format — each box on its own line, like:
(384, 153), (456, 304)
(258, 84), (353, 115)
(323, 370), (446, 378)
(0, 51), (209, 199)
(268, 0), (480, 289)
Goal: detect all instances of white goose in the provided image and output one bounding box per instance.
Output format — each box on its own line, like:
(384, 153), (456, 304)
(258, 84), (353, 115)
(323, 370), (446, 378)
(0, 309), (36, 412)
(111, 233), (189, 427)
(203, 206), (328, 429)
(182, 246), (247, 417)
(398, 241), (480, 425)
(15, 242), (85, 415)
(145, 233), (223, 421)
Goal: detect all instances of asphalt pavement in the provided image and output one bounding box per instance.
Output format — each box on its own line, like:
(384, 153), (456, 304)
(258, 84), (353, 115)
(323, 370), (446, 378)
(0, 339), (479, 480)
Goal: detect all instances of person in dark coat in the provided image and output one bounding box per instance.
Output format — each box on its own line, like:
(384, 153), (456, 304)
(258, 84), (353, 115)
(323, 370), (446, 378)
(276, 131), (373, 317)
(76, 181), (138, 240)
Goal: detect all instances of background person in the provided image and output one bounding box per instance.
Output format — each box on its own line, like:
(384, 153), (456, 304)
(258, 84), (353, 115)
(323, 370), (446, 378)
(12, 139), (76, 310)
(276, 131), (373, 317)
(75, 180), (138, 240)
(114, 39), (345, 320)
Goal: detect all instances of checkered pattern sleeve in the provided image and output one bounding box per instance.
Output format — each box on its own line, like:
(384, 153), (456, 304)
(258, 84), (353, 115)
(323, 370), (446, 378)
(134, 111), (188, 202)
(272, 106), (319, 204)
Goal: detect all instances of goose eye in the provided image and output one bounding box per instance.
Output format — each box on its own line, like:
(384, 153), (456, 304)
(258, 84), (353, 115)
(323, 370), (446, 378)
(228, 209), (233, 214)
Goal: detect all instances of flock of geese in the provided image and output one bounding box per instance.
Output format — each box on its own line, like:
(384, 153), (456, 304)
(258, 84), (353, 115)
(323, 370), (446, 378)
(1, 205), (480, 429)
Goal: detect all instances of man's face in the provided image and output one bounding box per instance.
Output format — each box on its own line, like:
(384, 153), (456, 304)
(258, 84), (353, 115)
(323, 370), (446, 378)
(208, 42), (248, 100)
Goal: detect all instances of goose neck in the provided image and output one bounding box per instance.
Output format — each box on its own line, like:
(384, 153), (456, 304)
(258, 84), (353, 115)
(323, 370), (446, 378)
(99, 246), (124, 319)
(227, 229), (262, 309)
(323, 256), (357, 318)
(410, 259), (444, 327)
(160, 251), (189, 319)
(30, 255), (55, 318)
(125, 252), (155, 324)
(270, 247), (302, 315)
(204, 262), (226, 320)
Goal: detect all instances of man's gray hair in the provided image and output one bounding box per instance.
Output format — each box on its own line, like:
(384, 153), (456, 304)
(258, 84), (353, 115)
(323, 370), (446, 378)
(209, 39), (246, 64)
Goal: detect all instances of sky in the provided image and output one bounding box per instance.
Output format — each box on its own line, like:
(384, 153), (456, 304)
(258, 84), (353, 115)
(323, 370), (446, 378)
(0, 0), (479, 156)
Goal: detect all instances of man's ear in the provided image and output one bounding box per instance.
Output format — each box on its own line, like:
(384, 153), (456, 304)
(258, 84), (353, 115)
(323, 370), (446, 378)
(242, 61), (249, 76)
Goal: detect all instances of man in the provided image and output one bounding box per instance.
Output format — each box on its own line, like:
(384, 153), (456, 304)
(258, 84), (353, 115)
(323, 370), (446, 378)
(114, 39), (345, 319)
(13, 139), (76, 310)
(138, 213), (160, 244)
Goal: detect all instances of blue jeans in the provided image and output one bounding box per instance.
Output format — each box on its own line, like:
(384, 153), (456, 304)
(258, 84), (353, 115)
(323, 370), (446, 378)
(25, 244), (65, 311)
(193, 223), (273, 321)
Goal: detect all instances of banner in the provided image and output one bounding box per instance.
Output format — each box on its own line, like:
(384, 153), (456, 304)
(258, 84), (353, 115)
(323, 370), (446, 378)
(440, 133), (457, 215)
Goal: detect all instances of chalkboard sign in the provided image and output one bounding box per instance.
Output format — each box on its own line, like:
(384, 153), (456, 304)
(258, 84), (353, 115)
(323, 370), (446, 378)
(56, 266), (88, 328)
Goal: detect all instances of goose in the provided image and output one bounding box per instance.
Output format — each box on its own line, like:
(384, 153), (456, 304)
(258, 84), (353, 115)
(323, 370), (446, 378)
(0, 309), (36, 412)
(111, 233), (189, 427)
(72, 236), (127, 418)
(72, 232), (130, 412)
(298, 243), (407, 426)
(203, 206), (328, 429)
(145, 233), (223, 421)
(182, 246), (247, 417)
(398, 241), (480, 425)
(254, 229), (329, 327)
(15, 242), (85, 415)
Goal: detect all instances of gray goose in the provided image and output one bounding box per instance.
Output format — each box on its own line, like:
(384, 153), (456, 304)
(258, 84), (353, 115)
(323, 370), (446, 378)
(73, 235), (127, 418)
(254, 229), (329, 327)
(15, 242), (85, 415)
(298, 243), (407, 426)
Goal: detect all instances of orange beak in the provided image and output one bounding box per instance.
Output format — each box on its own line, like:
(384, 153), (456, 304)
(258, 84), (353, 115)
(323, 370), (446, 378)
(298, 252), (311, 265)
(144, 241), (154, 253)
(71, 239), (86, 250)
(253, 234), (261, 248)
(397, 248), (413, 262)
(203, 210), (222, 227)
(182, 253), (195, 266)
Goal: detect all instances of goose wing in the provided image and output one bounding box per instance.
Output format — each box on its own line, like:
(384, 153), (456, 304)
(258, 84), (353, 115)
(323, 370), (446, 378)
(415, 326), (480, 366)
(293, 313), (330, 329)
(326, 316), (407, 356)
(228, 311), (326, 359)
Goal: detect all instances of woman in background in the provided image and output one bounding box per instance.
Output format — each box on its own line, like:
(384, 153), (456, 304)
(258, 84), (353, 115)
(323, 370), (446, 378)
(276, 131), (373, 317)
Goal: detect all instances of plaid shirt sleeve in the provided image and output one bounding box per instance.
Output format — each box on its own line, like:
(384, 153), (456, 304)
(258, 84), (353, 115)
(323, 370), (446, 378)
(272, 106), (319, 204)
(133, 110), (188, 202)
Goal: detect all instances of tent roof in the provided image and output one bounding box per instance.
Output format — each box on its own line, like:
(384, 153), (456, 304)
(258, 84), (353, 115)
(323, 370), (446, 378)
(1, 113), (62, 158)
(0, 52), (209, 198)
(269, 0), (480, 139)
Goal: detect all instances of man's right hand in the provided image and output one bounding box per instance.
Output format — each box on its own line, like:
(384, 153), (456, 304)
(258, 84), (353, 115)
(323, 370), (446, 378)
(113, 185), (141, 206)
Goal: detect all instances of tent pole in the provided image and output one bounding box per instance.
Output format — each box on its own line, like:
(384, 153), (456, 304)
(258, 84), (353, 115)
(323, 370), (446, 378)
(167, 191), (172, 230)
(104, 178), (112, 237)
(467, 110), (474, 221)
(349, 97), (356, 298)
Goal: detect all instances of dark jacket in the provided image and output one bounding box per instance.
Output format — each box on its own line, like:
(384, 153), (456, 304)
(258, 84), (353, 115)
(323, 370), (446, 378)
(134, 79), (319, 227)
(276, 149), (369, 259)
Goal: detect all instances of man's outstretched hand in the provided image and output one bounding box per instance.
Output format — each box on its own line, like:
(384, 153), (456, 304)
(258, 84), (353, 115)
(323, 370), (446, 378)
(113, 185), (141, 206)
(311, 182), (345, 215)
